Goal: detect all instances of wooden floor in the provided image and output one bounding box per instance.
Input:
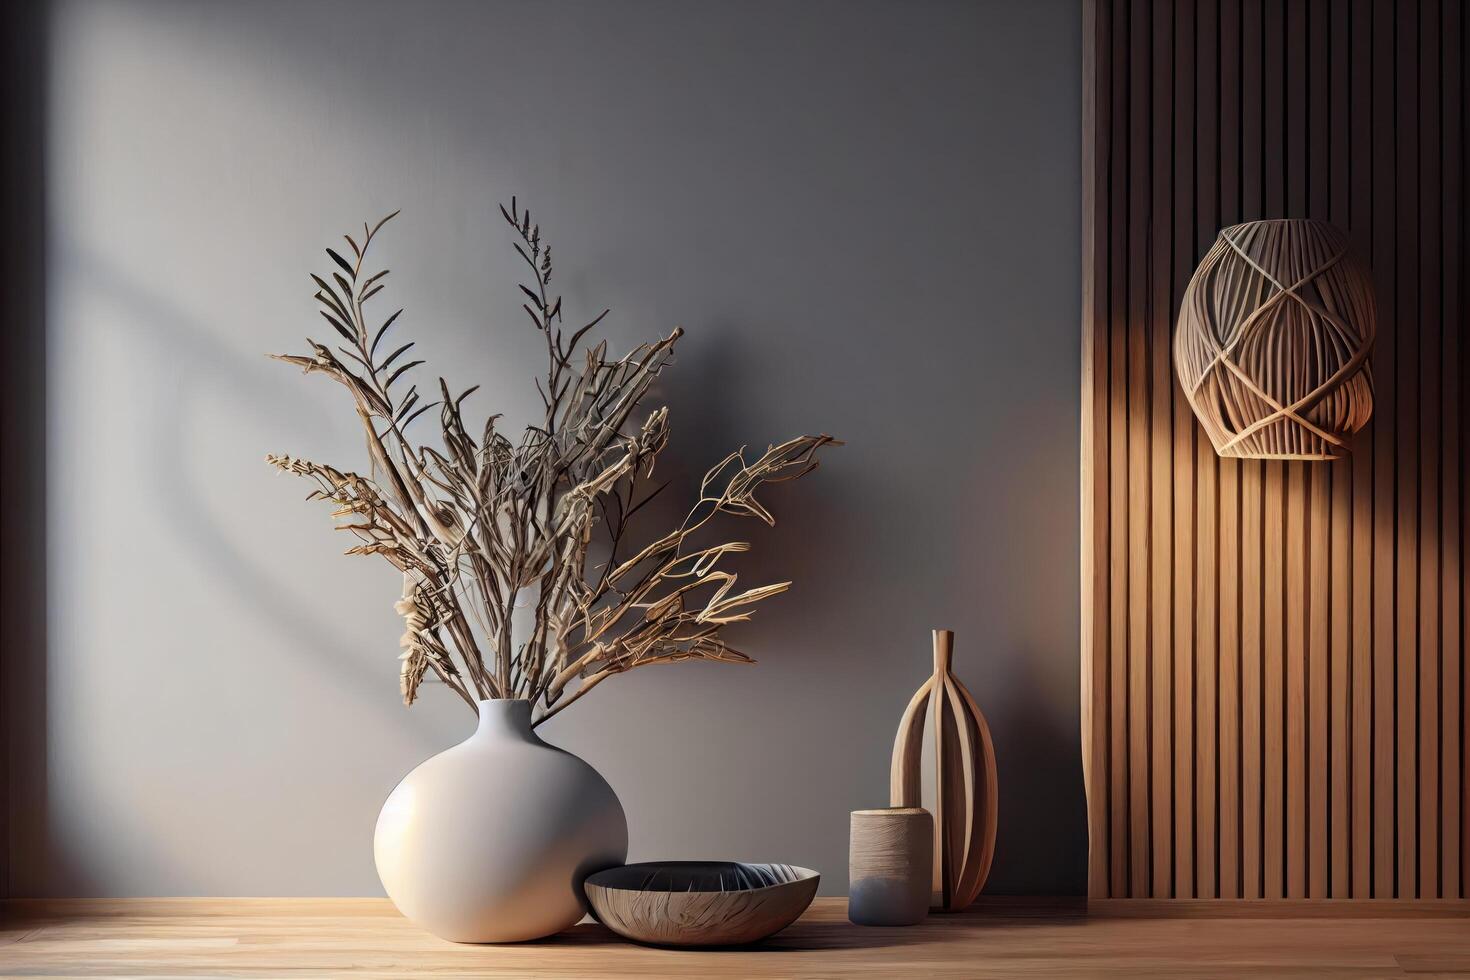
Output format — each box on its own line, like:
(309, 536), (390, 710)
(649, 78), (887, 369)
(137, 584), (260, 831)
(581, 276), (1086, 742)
(2, 897), (1469, 978)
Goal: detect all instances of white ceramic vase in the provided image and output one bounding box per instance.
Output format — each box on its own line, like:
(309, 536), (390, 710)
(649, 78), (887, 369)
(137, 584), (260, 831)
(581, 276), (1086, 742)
(374, 698), (628, 942)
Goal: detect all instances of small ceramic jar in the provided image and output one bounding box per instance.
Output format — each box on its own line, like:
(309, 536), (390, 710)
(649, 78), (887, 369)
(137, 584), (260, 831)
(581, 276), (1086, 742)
(848, 807), (933, 926)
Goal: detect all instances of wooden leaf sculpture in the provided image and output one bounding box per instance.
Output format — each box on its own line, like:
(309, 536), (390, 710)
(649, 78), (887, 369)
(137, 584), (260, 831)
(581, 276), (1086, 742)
(889, 629), (998, 912)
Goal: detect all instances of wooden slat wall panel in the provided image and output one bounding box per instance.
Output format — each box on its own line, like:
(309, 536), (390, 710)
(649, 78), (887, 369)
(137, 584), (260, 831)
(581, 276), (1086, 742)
(1081, 0), (1468, 899)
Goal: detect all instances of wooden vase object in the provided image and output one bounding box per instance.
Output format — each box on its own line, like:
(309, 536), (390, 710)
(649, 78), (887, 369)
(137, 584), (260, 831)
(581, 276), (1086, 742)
(889, 629), (998, 912)
(848, 807), (933, 926)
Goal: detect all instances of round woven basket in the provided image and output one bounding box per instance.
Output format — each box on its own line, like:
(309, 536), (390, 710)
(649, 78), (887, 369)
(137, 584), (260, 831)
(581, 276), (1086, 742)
(1174, 219), (1375, 460)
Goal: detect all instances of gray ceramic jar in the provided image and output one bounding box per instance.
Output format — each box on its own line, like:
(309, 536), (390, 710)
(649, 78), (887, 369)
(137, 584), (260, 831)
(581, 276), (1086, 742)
(848, 807), (933, 926)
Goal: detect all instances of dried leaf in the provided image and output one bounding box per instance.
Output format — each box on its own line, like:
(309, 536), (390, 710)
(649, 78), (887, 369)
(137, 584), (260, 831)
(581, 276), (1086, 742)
(326, 248), (356, 280)
(371, 309), (404, 358)
(378, 341), (416, 372)
(369, 210), (400, 238)
(385, 359), (424, 388)
(400, 401), (438, 429)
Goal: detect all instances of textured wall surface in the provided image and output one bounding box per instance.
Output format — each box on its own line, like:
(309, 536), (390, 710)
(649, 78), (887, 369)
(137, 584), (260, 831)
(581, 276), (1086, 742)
(20, 0), (1081, 896)
(1082, 0), (1467, 899)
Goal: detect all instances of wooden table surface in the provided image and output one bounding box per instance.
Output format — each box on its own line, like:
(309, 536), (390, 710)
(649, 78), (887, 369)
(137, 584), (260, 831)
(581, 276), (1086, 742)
(2, 897), (1469, 978)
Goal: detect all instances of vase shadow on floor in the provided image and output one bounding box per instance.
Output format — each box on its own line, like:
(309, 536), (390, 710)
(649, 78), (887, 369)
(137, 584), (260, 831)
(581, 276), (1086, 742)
(504, 898), (1092, 952)
(518, 919), (951, 953)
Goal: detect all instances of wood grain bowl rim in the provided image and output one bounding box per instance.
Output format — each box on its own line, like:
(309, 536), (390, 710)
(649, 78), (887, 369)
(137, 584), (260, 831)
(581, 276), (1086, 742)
(584, 861), (821, 896)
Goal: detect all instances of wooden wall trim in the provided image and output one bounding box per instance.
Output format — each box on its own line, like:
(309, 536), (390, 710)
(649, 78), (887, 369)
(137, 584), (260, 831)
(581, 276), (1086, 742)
(1080, 0), (1467, 899)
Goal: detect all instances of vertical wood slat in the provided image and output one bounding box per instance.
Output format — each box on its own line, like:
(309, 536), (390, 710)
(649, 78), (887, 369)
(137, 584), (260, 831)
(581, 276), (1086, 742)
(1265, 461), (1286, 898)
(1171, 0), (1197, 901)
(1370, 0), (1397, 900)
(1107, 0), (1133, 902)
(1394, 0), (1420, 901)
(1219, 456), (1240, 899)
(1260, 0), (1286, 902)
(1460, 0), (1469, 894)
(1126, 0), (1153, 901)
(1216, 0), (1243, 902)
(1305, 0), (1332, 903)
(1287, 464), (1308, 900)
(1242, 461), (1264, 899)
(1441, 0), (1464, 903)
(1282, 0), (1310, 901)
(1347, 0), (1374, 900)
(1463, 0), (1470, 886)
(1080, 0), (1111, 902)
(1194, 0), (1220, 900)
(1325, 0), (1352, 902)
(1309, 466), (1330, 900)
(1417, 0), (1442, 901)
(1239, 0), (1265, 901)
(1080, 0), (1466, 899)
(1149, 0), (1175, 900)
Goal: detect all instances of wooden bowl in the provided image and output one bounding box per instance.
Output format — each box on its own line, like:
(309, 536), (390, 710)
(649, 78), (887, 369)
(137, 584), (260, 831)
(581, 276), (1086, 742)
(583, 861), (820, 947)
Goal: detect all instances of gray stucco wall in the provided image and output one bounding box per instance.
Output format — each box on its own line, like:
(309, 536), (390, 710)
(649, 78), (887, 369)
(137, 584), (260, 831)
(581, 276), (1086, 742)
(22, 0), (1082, 896)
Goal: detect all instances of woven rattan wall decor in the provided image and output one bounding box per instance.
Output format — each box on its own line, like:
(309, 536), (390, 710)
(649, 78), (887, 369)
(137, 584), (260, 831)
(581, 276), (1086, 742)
(1174, 219), (1376, 460)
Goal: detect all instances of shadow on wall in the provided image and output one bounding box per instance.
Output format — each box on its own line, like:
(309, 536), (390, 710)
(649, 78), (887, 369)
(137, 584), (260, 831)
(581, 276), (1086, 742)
(1, 0), (48, 899)
(986, 647), (1087, 894)
(30, 239), (467, 895)
(61, 243), (444, 735)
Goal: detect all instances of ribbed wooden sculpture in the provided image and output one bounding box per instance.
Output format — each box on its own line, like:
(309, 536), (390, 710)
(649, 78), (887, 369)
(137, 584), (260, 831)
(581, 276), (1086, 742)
(889, 629), (998, 912)
(1174, 219), (1375, 460)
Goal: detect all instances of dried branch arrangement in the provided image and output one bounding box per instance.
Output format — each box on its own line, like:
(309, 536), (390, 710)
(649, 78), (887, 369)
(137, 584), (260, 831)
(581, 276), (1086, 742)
(268, 202), (837, 724)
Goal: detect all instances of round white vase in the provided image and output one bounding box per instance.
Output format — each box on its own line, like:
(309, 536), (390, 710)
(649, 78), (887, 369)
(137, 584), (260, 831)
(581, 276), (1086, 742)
(374, 698), (628, 943)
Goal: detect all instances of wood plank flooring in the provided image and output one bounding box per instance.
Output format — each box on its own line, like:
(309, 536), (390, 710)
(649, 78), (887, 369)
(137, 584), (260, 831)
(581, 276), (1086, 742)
(2, 898), (1469, 978)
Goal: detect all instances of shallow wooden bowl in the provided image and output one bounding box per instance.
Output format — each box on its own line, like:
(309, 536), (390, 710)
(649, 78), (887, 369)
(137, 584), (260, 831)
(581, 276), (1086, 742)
(584, 861), (820, 947)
